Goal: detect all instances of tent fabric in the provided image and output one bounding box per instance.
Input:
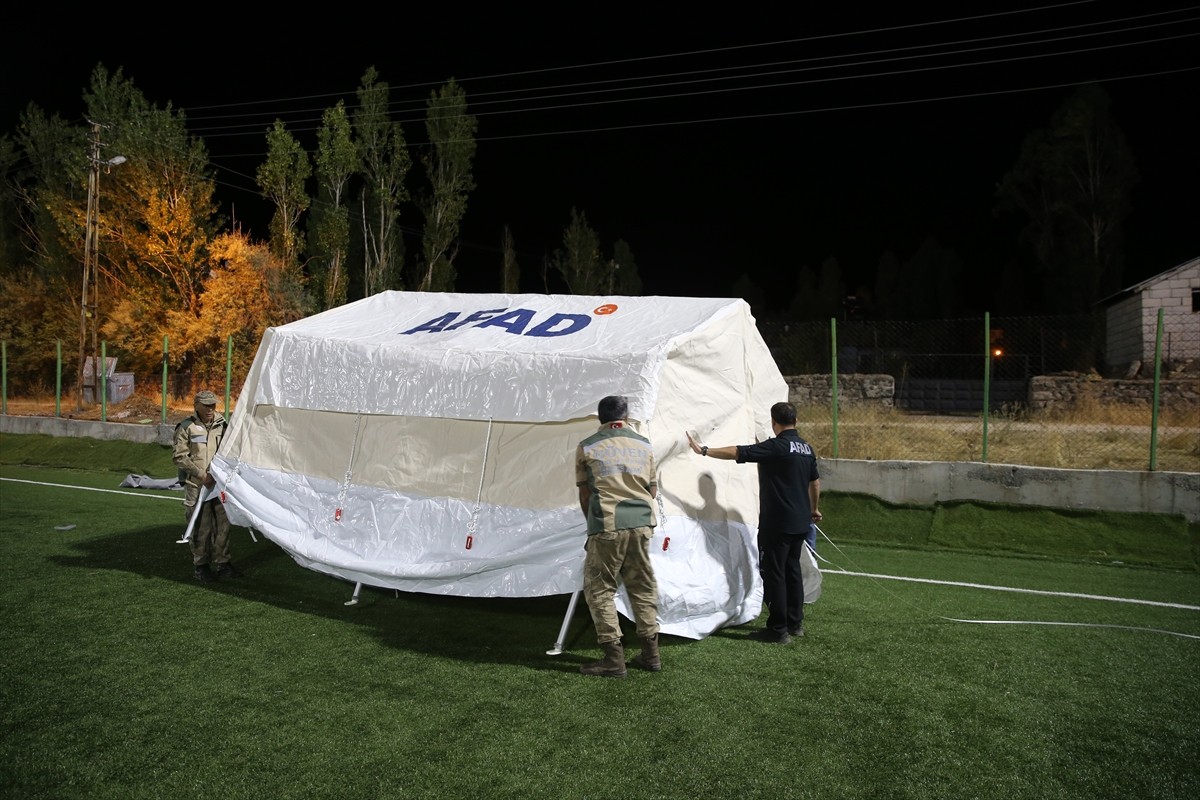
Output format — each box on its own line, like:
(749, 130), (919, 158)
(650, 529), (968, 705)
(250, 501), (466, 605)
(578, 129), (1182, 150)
(119, 474), (183, 490)
(211, 291), (819, 639)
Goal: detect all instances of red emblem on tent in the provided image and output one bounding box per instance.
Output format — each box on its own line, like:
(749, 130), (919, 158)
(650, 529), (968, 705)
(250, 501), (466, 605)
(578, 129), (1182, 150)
(593, 304), (618, 315)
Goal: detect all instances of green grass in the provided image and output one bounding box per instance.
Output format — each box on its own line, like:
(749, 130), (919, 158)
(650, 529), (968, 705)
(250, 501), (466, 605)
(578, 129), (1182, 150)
(1, 434), (1198, 799)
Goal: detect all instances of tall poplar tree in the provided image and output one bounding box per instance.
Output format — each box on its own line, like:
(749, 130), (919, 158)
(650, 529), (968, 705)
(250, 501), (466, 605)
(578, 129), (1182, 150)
(416, 78), (477, 292)
(353, 67), (410, 296)
(551, 207), (604, 294)
(257, 120), (311, 269)
(310, 100), (358, 309)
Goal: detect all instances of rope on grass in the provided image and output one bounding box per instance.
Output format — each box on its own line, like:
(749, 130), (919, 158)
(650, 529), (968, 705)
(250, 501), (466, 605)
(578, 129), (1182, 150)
(812, 525), (1200, 641)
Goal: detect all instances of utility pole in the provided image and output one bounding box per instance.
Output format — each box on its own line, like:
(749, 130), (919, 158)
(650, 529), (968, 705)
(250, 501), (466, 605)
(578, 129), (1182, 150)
(75, 122), (126, 410)
(77, 122), (102, 410)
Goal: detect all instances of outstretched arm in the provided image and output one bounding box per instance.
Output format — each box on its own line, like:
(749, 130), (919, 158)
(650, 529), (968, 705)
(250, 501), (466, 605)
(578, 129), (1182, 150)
(685, 431), (738, 461)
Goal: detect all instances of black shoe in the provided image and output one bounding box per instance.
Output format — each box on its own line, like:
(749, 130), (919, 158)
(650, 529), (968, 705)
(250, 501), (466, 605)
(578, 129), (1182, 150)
(749, 628), (791, 644)
(215, 562), (241, 579)
(193, 565), (215, 583)
(788, 625), (805, 637)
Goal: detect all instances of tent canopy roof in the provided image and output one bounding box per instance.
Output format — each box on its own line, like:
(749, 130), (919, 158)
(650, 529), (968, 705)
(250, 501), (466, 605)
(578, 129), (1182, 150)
(248, 292), (748, 423)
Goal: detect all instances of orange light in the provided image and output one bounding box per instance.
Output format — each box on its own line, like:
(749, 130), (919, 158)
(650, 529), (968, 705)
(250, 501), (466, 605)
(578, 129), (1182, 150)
(992, 348), (1003, 358)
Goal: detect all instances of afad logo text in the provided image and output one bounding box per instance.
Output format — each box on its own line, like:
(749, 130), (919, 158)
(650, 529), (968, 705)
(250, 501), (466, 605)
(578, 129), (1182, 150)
(401, 304), (619, 338)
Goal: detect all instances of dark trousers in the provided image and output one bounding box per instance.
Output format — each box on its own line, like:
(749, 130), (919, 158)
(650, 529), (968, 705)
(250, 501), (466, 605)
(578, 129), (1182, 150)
(758, 528), (805, 634)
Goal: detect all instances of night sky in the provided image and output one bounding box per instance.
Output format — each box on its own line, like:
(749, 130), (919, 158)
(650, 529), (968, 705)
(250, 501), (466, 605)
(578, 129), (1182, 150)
(4, 3), (1197, 312)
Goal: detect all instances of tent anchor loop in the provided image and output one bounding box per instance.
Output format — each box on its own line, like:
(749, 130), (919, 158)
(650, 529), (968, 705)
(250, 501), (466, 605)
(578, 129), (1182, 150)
(335, 412), (364, 522)
(465, 418), (494, 549)
(344, 581), (363, 606)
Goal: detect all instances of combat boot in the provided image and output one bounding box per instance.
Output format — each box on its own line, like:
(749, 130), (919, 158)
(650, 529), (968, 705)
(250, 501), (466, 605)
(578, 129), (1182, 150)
(629, 633), (661, 672)
(580, 640), (627, 678)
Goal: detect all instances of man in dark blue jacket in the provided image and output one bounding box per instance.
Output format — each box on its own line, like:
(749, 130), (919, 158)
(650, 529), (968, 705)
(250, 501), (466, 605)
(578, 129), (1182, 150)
(687, 401), (821, 643)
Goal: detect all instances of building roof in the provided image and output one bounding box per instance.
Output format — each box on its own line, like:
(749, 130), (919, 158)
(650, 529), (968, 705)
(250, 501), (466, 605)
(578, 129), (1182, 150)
(1100, 256), (1200, 306)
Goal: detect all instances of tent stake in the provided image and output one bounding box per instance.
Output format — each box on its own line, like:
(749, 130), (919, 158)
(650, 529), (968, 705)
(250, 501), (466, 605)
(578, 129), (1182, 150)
(546, 590), (581, 655)
(344, 581), (363, 606)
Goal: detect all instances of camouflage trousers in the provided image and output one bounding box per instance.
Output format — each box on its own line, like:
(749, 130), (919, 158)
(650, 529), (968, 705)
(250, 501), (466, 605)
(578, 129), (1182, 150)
(186, 498), (231, 567)
(583, 526), (659, 645)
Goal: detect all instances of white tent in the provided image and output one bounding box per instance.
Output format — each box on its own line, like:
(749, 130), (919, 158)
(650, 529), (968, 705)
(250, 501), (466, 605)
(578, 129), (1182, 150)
(210, 291), (820, 640)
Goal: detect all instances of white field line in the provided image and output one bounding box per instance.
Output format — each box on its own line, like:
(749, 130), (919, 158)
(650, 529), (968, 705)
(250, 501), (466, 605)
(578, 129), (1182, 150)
(823, 568), (1200, 611)
(1, 476), (181, 502)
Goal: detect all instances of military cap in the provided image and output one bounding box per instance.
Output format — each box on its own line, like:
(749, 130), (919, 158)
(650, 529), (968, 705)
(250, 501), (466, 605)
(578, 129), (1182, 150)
(195, 390), (219, 405)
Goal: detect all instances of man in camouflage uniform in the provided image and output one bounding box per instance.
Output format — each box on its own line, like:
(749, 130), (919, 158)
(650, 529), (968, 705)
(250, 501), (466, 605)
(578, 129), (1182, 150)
(172, 390), (238, 583)
(575, 395), (661, 678)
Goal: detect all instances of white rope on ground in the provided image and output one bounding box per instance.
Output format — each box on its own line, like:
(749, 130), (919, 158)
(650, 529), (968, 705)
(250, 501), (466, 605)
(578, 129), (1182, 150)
(1, 477), (181, 501)
(5, 475), (259, 544)
(812, 524), (1200, 641)
(823, 569), (1200, 611)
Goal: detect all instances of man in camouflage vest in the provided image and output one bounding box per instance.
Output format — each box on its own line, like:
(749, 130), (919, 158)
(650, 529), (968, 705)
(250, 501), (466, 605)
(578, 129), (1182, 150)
(575, 395), (661, 678)
(172, 390), (238, 583)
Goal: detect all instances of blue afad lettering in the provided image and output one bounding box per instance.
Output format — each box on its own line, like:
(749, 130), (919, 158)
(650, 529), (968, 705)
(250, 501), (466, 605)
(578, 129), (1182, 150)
(401, 308), (592, 337)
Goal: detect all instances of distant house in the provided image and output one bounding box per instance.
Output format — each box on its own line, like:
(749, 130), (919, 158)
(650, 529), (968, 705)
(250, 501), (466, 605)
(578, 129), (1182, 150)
(1102, 256), (1200, 377)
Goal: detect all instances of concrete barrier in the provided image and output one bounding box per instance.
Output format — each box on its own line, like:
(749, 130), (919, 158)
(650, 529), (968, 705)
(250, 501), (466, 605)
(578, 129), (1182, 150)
(820, 459), (1200, 522)
(3, 414), (1197, 521)
(1, 414), (175, 446)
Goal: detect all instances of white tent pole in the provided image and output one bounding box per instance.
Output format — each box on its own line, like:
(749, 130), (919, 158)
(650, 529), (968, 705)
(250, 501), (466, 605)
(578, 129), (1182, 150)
(545, 589), (581, 655)
(344, 581), (363, 606)
(176, 485), (210, 544)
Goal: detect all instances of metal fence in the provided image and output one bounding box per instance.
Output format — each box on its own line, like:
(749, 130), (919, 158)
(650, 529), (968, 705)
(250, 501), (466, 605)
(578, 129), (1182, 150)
(758, 312), (1198, 473)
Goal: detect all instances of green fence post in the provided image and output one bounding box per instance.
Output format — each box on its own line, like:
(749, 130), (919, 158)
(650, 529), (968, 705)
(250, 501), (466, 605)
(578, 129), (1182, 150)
(830, 317), (839, 458)
(56, 340), (62, 418)
(1, 341), (7, 415)
(982, 313), (991, 463)
(161, 335), (169, 424)
(1149, 308), (1164, 471)
(225, 335), (233, 416)
(100, 341), (107, 423)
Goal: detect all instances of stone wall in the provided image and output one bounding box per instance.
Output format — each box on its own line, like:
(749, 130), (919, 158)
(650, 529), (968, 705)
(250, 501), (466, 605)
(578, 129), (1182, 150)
(1028, 373), (1200, 411)
(786, 372), (1200, 412)
(786, 374), (894, 408)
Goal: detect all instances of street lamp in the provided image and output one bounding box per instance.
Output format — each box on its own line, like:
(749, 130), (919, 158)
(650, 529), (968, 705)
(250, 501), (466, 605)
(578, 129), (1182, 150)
(76, 122), (126, 409)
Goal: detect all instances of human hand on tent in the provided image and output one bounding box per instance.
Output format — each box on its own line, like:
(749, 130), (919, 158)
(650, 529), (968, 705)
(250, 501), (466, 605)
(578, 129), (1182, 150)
(686, 431), (734, 460)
